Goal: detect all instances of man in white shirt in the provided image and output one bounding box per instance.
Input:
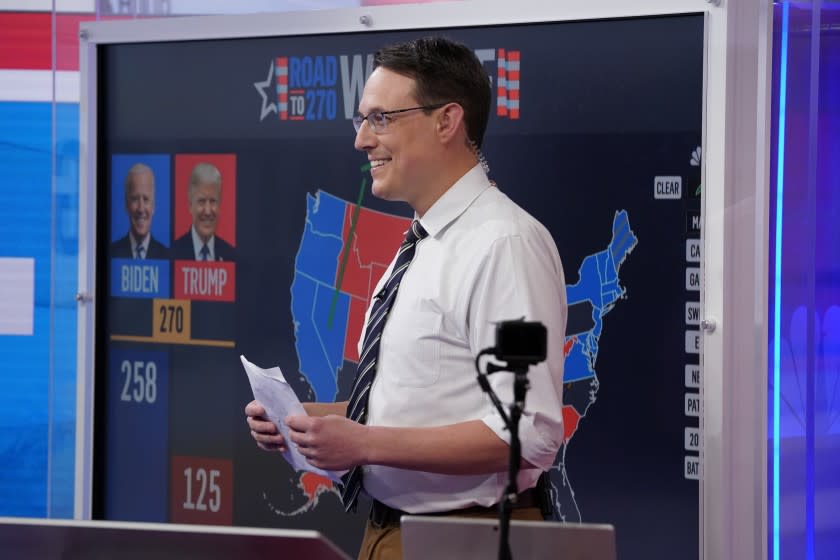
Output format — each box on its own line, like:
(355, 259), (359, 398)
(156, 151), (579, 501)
(246, 37), (567, 560)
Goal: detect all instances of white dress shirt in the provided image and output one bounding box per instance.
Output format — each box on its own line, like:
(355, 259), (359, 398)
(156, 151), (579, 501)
(362, 164), (568, 513)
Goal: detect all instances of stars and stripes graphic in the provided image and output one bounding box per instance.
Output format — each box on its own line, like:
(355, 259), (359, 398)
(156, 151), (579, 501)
(275, 56), (288, 120)
(496, 48), (520, 119)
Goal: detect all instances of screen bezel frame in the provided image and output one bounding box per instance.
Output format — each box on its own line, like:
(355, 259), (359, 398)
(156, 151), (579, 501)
(75, 3), (772, 560)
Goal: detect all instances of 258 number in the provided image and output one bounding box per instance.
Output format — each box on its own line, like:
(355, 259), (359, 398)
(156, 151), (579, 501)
(120, 360), (157, 404)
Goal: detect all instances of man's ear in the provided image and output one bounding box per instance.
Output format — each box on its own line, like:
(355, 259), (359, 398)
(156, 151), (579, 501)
(436, 103), (465, 144)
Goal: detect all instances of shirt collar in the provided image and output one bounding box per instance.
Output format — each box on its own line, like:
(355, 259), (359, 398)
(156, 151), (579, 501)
(416, 164), (490, 238)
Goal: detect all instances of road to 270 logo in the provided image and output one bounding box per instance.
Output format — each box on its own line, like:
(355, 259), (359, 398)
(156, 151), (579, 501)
(253, 49), (521, 123)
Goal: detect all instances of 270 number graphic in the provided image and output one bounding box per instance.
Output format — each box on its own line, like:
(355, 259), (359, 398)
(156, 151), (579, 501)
(289, 89), (337, 120)
(158, 303), (184, 333)
(152, 298), (191, 343)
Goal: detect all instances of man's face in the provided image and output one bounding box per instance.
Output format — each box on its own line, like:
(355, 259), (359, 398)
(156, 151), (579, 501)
(354, 68), (439, 208)
(126, 170), (155, 240)
(189, 181), (220, 243)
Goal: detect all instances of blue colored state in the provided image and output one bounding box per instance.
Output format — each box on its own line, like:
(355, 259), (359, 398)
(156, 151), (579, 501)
(290, 273), (348, 402)
(295, 225), (343, 286)
(312, 282), (350, 395)
(563, 210), (638, 385)
(307, 191), (346, 237)
(610, 210), (636, 264)
(563, 338), (593, 382)
(566, 255), (602, 308)
(294, 193), (345, 286)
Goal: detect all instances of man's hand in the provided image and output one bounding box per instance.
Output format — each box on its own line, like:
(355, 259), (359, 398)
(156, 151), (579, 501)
(286, 414), (367, 470)
(245, 400), (287, 452)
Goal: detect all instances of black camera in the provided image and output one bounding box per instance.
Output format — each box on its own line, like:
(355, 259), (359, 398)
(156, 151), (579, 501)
(493, 319), (547, 365)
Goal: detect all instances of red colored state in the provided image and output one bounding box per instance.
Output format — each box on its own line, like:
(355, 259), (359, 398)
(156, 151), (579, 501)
(339, 204), (411, 362)
(299, 473), (335, 502)
(345, 297), (368, 363)
(562, 405), (581, 443)
(563, 336), (576, 357)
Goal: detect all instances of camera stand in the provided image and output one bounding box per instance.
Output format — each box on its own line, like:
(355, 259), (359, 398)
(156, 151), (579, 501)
(474, 319), (547, 560)
(475, 355), (532, 560)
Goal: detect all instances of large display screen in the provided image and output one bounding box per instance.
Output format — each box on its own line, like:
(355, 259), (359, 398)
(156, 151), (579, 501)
(94, 14), (705, 558)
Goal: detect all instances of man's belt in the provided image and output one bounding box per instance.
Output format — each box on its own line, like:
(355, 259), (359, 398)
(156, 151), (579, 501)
(368, 487), (541, 529)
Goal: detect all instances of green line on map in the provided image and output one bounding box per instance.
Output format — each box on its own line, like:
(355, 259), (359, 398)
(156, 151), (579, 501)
(328, 163), (370, 328)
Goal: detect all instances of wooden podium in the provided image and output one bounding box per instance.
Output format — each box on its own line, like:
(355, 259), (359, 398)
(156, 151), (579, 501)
(0, 517), (351, 560)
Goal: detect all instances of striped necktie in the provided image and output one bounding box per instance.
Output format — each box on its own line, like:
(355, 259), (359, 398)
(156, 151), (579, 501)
(341, 219), (428, 511)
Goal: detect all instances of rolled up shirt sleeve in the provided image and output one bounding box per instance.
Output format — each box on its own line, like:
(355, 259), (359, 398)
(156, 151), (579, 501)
(470, 230), (567, 470)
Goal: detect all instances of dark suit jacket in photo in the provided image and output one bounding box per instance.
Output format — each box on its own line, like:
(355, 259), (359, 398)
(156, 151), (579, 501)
(170, 232), (236, 262)
(110, 234), (169, 259)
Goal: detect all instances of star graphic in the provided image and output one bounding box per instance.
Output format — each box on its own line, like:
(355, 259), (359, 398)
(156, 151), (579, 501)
(254, 61), (277, 122)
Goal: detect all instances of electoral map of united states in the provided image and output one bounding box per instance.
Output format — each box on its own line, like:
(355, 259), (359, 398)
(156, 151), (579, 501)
(282, 189), (636, 517)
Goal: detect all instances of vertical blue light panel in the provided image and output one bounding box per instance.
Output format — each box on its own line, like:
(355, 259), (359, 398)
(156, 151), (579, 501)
(50, 102), (80, 518)
(772, 6), (790, 559)
(771, 3), (840, 559)
(0, 102), (53, 517)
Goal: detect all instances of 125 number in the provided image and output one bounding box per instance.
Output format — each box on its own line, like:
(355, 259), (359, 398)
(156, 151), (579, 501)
(182, 467), (221, 513)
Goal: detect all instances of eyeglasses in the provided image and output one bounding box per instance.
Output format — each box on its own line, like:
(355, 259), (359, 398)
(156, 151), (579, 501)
(352, 103), (447, 133)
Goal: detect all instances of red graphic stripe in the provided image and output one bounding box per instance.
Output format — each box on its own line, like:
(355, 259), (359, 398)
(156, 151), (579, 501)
(1, 13), (131, 71)
(0, 13), (51, 69)
(496, 48), (507, 117)
(56, 14), (109, 71)
(276, 57), (288, 120)
(509, 50), (521, 119)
